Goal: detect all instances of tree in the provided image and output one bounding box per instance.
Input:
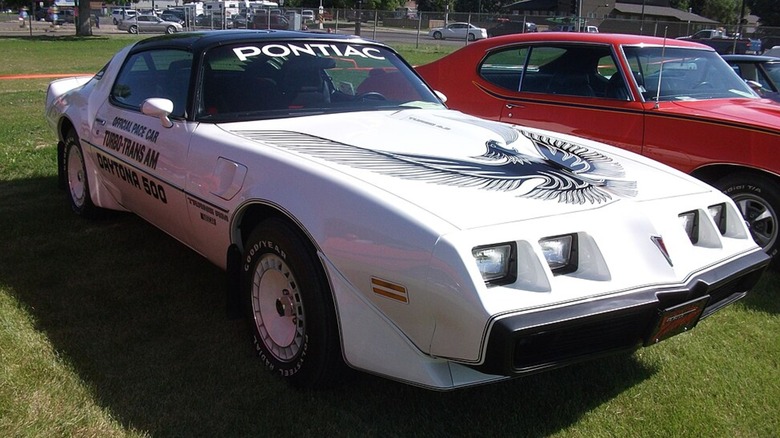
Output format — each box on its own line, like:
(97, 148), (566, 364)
(454, 0), (502, 13)
(700, 0), (741, 25)
(77, 1), (92, 36)
(747, 0), (780, 26)
(416, 0), (447, 12)
(668, 0), (690, 11)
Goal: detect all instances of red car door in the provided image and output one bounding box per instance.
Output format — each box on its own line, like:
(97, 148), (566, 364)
(488, 44), (646, 156)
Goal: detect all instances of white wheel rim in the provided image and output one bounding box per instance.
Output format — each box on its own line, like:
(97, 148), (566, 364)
(66, 146), (86, 208)
(251, 253), (305, 362)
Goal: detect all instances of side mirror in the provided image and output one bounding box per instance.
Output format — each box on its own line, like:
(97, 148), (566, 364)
(142, 98), (174, 128)
(434, 90), (448, 103)
(745, 79), (763, 92)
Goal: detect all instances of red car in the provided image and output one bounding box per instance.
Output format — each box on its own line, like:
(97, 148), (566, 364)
(417, 32), (780, 263)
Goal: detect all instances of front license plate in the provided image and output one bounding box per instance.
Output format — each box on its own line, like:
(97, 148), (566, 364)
(645, 295), (710, 346)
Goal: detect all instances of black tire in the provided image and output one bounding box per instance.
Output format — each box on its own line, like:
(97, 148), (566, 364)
(432, 31), (442, 40)
(467, 33), (476, 41)
(64, 129), (99, 218)
(242, 218), (344, 388)
(128, 25), (138, 34)
(715, 172), (780, 262)
(165, 25), (176, 34)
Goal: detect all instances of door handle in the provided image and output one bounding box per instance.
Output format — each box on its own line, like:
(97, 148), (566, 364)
(504, 103), (525, 119)
(94, 118), (106, 137)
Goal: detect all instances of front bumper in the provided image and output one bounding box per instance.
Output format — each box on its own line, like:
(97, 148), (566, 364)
(476, 249), (769, 376)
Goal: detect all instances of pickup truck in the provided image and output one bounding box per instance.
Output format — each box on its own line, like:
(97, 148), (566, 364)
(677, 29), (751, 54)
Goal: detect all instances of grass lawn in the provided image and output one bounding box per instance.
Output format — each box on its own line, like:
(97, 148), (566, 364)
(0, 35), (778, 438)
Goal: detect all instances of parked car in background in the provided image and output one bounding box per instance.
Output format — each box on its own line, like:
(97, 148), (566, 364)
(301, 9), (315, 22)
(487, 20), (537, 37)
(550, 24), (599, 33)
(764, 46), (780, 57)
(44, 30), (768, 390)
(232, 13), (250, 28)
(429, 22), (487, 41)
(111, 8), (137, 24)
(417, 33), (780, 263)
(754, 27), (780, 55)
(749, 38), (762, 54)
(677, 28), (751, 54)
(722, 54), (780, 102)
(160, 10), (184, 24)
(195, 13), (230, 28)
(48, 8), (74, 24)
(139, 8), (162, 16)
(249, 12), (289, 30)
(117, 14), (183, 34)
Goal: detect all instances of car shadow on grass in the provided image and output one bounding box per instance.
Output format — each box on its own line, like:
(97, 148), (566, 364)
(0, 176), (705, 437)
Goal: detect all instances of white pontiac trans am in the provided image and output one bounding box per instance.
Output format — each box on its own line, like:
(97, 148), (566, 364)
(45, 31), (769, 390)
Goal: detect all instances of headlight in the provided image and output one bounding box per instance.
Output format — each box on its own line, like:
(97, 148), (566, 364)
(539, 233), (578, 275)
(679, 210), (699, 244)
(472, 243), (515, 285)
(708, 203), (727, 235)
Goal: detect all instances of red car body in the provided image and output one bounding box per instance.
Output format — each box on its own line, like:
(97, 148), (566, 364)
(417, 32), (780, 261)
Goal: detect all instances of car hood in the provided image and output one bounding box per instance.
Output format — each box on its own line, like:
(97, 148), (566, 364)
(226, 109), (708, 229)
(667, 98), (780, 130)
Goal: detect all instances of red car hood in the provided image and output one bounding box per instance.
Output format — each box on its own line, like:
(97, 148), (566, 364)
(667, 98), (780, 130)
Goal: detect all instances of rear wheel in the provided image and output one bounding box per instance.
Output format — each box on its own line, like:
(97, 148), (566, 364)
(242, 218), (344, 388)
(432, 31), (442, 40)
(128, 25), (138, 34)
(715, 173), (780, 263)
(64, 129), (98, 218)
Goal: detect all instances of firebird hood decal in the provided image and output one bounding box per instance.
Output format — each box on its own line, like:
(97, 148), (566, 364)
(235, 127), (636, 205)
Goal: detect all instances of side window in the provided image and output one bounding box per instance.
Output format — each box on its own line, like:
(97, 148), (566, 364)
(522, 45), (618, 98)
(597, 54), (630, 100)
(523, 46), (567, 94)
(111, 49), (193, 118)
(479, 47), (529, 91)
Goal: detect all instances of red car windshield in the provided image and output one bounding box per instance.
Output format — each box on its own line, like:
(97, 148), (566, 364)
(623, 46), (757, 101)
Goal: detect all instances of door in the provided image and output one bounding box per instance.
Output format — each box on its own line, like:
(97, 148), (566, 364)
(480, 43), (645, 155)
(91, 48), (195, 243)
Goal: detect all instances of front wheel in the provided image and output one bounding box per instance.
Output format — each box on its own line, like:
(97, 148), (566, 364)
(715, 173), (780, 263)
(467, 33), (476, 41)
(242, 218), (345, 388)
(64, 129), (99, 218)
(165, 25), (176, 34)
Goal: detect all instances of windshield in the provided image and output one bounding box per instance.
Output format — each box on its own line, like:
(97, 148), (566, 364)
(623, 46), (757, 101)
(197, 41), (444, 121)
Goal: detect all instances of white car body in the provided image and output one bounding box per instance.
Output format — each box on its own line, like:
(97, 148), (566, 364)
(429, 22), (488, 41)
(45, 31), (768, 390)
(111, 8), (137, 25)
